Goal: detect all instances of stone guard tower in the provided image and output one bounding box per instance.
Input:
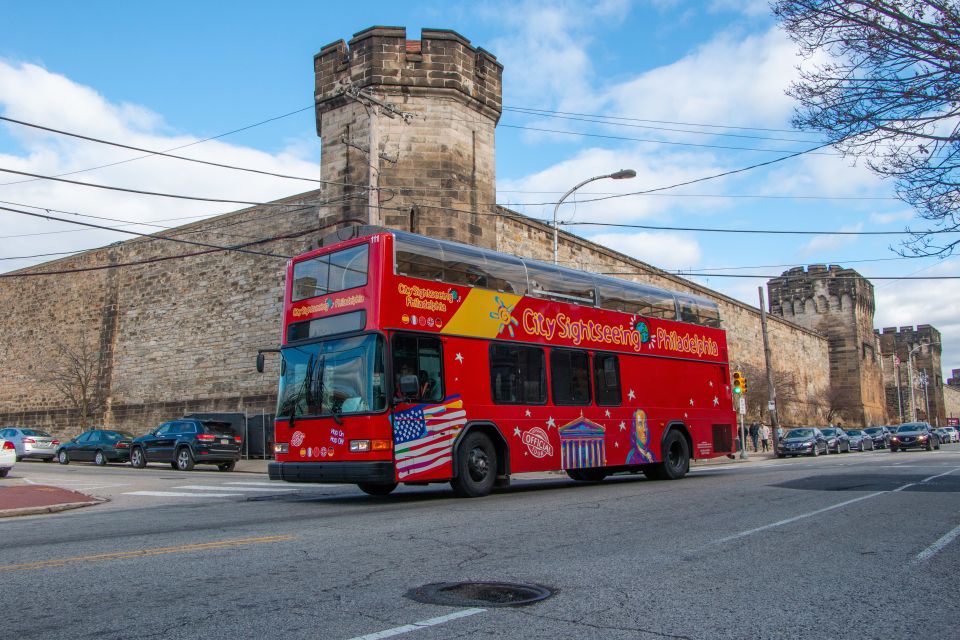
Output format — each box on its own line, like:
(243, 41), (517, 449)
(314, 27), (503, 248)
(877, 325), (945, 425)
(767, 265), (887, 426)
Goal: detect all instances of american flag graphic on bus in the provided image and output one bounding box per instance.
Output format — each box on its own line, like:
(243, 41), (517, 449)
(392, 395), (467, 480)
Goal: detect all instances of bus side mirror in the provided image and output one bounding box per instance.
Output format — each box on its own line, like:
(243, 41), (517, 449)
(399, 374), (420, 398)
(256, 353), (265, 373)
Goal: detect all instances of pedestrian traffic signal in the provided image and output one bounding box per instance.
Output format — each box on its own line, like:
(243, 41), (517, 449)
(732, 371), (743, 395)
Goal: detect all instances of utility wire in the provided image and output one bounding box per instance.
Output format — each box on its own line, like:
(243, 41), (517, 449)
(0, 105), (316, 186)
(561, 220), (951, 236)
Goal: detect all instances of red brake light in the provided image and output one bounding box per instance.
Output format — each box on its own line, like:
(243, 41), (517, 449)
(2, 441), (14, 450)
(196, 433), (216, 442)
(235, 436), (243, 444)
(22, 437), (35, 444)
(52, 439), (60, 446)
(116, 442), (130, 448)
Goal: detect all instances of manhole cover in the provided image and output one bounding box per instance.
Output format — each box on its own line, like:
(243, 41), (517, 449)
(406, 582), (554, 608)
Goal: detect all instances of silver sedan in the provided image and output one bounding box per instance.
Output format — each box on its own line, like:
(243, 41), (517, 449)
(0, 427), (59, 462)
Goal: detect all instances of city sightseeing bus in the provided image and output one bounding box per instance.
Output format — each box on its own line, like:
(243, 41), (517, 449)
(262, 227), (737, 497)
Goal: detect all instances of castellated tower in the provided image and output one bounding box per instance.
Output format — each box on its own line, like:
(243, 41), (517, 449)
(314, 26), (503, 247)
(767, 265), (887, 426)
(876, 325), (945, 425)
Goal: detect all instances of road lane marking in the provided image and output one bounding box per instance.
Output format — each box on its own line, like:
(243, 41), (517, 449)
(123, 491), (243, 498)
(346, 608), (486, 640)
(711, 465), (960, 546)
(0, 535), (295, 573)
(172, 485), (297, 493)
(916, 522), (960, 563)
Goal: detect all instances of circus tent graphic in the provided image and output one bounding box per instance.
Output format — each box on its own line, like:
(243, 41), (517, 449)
(558, 416), (606, 469)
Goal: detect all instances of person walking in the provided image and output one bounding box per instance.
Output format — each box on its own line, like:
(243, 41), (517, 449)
(749, 422), (760, 452)
(761, 423), (771, 452)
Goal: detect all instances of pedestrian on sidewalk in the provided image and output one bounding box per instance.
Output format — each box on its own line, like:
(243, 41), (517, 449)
(749, 422), (760, 452)
(761, 423), (771, 452)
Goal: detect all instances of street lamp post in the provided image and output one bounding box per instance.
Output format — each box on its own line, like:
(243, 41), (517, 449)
(553, 169), (636, 264)
(907, 342), (939, 422)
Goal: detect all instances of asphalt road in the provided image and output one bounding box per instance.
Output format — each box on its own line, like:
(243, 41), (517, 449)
(2, 446), (959, 640)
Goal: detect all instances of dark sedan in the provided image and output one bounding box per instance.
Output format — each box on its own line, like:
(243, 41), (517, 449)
(821, 427), (851, 453)
(777, 428), (828, 457)
(57, 429), (135, 466)
(890, 422), (941, 452)
(845, 429), (875, 452)
(863, 426), (891, 449)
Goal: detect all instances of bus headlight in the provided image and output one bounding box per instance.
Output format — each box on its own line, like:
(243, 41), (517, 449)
(274, 443), (289, 454)
(350, 440), (371, 452)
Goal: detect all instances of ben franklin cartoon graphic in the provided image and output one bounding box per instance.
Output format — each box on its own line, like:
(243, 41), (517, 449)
(627, 409), (656, 464)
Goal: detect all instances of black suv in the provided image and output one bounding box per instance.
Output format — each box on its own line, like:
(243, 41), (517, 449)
(130, 419), (241, 471)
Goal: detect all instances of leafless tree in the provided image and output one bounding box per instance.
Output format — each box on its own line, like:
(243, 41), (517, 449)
(739, 362), (801, 421)
(38, 331), (105, 432)
(772, 1), (960, 256)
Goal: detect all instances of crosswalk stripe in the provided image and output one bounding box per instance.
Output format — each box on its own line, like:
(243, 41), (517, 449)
(124, 491), (243, 498)
(172, 485), (297, 493)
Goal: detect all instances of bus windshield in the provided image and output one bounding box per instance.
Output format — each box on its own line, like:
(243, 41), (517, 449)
(277, 334), (386, 418)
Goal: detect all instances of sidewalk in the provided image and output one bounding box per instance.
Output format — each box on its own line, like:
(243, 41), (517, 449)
(0, 485), (104, 518)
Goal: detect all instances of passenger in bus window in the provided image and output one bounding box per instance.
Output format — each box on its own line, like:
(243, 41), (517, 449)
(395, 364), (419, 400)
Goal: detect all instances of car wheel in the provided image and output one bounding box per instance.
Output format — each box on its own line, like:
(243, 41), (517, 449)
(94, 450), (107, 466)
(810, 445), (819, 457)
(776, 453), (785, 459)
(217, 461), (236, 472)
(175, 447), (195, 471)
(58, 450), (70, 465)
(890, 446), (897, 453)
(358, 482), (398, 496)
(450, 431), (497, 498)
(0, 468), (8, 478)
(130, 447), (146, 468)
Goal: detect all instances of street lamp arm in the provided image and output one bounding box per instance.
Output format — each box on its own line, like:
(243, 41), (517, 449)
(553, 169), (636, 264)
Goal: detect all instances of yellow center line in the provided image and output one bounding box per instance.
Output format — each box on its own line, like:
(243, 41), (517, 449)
(0, 534), (296, 573)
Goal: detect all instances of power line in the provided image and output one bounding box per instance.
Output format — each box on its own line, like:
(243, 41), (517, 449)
(0, 105), (316, 187)
(600, 271), (960, 280)
(0, 205), (291, 258)
(562, 220), (952, 236)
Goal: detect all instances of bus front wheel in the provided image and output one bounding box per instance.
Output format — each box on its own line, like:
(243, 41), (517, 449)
(451, 432), (497, 498)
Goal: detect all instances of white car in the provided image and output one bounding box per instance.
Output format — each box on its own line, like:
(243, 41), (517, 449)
(943, 426), (959, 443)
(0, 438), (15, 477)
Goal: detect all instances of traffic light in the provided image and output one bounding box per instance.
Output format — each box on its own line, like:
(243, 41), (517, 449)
(732, 371), (743, 395)
(741, 373), (748, 394)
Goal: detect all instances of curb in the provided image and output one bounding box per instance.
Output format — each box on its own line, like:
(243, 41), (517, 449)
(0, 498), (105, 519)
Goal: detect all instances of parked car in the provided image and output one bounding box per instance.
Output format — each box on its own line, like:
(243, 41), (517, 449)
(130, 419), (242, 471)
(934, 427), (952, 445)
(821, 427), (852, 453)
(863, 426), (892, 449)
(890, 422), (941, 452)
(943, 426), (960, 443)
(0, 427), (59, 462)
(0, 437), (15, 478)
(777, 428), (828, 457)
(56, 429), (136, 466)
(845, 429), (875, 452)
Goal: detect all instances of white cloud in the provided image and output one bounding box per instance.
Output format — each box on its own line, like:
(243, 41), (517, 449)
(870, 210), (914, 225)
(586, 230), (701, 271)
(0, 60), (320, 271)
(796, 223), (863, 256)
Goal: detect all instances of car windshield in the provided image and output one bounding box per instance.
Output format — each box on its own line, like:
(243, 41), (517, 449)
(847, 430), (862, 436)
(277, 333), (386, 418)
(864, 428), (881, 434)
(821, 429), (837, 436)
(897, 424), (924, 433)
(21, 428), (51, 437)
(788, 429), (815, 438)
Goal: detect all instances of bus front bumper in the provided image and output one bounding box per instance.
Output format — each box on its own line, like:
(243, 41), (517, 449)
(268, 461), (395, 484)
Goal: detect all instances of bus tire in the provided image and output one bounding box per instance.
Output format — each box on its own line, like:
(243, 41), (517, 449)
(646, 430), (690, 480)
(451, 432), (497, 498)
(358, 482), (397, 496)
(566, 468), (607, 482)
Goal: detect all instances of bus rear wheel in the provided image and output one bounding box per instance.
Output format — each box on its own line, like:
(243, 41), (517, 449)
(451, 432), (497, 498)
(358, 482), (398, 496)
(646, 430), (690, 480)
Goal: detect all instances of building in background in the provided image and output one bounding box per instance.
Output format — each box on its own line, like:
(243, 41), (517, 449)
(876, 325), (945, 426)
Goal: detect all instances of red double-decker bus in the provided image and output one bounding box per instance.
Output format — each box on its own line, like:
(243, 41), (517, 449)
(263, 227), (736, 497)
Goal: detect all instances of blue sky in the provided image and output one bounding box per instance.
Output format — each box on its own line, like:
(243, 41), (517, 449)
(2, 0), (958, 377)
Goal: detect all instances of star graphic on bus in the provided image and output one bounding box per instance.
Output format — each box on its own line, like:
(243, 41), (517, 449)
(628, 389), (636, 400)
(525, 410), (532, 417)
(513, 426), (521, 437)
(713, 396), (720, 406)
(490, 296), (519, 337)
(604, 409), (611, 418)
(546, 417), (556, 429)
(689, 398), (695, 406)
(619, 422), (626, 431)
(455, 353), (464, 363)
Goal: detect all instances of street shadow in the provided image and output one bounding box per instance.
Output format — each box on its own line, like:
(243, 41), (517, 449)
(773, 473), (960, 493)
